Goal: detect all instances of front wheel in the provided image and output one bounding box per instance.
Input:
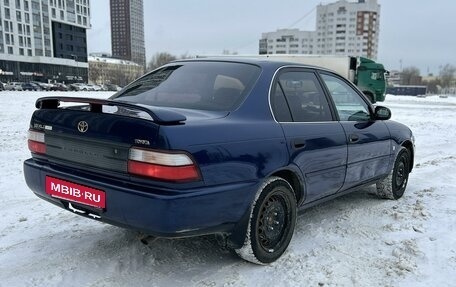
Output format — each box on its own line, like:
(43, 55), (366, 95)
(376, 147), (411, 199)
(235, 177), (297, 264)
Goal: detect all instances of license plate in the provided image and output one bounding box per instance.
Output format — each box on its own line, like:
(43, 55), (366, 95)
(45, 176), (106, 209)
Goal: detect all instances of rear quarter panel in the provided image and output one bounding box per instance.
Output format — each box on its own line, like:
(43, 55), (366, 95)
(160, 119), (288, 186)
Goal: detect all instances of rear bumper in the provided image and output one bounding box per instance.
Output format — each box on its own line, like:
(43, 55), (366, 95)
(23, 158), (258, 239)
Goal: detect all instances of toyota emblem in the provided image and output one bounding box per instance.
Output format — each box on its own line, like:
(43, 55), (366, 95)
(77, 121), (89, 133)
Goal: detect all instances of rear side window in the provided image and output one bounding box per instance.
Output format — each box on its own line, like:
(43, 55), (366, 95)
(272, 71), (333, 122)
(110, 62), (261, 111)
(271, 84), (292, 122)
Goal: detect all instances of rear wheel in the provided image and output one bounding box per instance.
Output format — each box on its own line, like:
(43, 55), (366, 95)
(376, 147), (410, 199)
(235, 177), (297, 264)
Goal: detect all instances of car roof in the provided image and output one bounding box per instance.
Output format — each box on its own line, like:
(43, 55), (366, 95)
(172, 57), (332, 72)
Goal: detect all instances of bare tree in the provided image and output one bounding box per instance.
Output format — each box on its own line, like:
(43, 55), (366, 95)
(400, 67), (421, 85)
(88, 64), (103, 84)
(439, 64), (456, 90)
(108, 69), (126, 87)
(126, 70), (143, 85)
(147, 52), (177, 72)
(422, 78), (441, 94)
(179, 52), (193, 60)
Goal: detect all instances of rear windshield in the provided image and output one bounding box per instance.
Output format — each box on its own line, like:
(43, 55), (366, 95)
(110, 61), (261, 111)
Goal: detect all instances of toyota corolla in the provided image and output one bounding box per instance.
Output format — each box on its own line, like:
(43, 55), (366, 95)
(24, 58), (414, 264)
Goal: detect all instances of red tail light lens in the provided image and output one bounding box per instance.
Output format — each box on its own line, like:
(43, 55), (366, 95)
(28, 130), (46, 154)
(128, 148), (201, 182)
(128, 161), (200, 182)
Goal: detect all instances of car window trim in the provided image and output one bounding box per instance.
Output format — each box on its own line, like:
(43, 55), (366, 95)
(317, 70), (375, 120)
(268, 66), (339, 124)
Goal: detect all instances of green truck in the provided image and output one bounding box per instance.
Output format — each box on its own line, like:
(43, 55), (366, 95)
(204, 55), (387, 103)
(355, 57), (388, 103)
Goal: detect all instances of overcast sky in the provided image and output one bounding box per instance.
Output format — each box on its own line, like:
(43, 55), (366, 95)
(87, 0), (456, 75)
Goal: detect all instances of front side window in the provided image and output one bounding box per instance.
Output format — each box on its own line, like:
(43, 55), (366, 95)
(320, 74), (371, 121)
(111, 62), (261, 111)
(272, 70), (332, 122)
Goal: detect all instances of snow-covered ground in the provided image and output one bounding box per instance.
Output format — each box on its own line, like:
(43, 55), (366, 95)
(0, 92), (455, 287)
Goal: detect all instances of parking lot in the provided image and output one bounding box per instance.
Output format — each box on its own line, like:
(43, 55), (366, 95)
(0, 91), (455, 286)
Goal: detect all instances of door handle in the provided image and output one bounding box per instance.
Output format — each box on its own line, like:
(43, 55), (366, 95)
(349, 134), (359, 143)
(292, 138), (306, 149)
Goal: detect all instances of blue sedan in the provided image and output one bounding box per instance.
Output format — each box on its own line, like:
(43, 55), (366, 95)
(24, 58), (414, 264)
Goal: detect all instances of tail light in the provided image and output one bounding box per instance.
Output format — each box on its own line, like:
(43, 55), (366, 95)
(28, 130), (46, 154)
(128, 148), (201, 182)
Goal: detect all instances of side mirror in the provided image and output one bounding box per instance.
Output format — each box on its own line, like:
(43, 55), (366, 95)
(374, 106), (391, 120)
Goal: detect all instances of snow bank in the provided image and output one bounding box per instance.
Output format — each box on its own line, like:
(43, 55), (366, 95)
(0, 92), (455, 286)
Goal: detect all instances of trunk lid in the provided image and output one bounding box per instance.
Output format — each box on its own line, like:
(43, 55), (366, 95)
(30, 97), (189, 173)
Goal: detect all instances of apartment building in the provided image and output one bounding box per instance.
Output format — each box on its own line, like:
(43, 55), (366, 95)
(259, 0), (380, 59)
(88, 54), (143, 86)
(259, 29), (315, 55)
(0, 0), (91, 83)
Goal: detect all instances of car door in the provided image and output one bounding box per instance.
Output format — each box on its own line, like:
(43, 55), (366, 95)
(319, 72), (391, 190)
(271, 68), (347, 203)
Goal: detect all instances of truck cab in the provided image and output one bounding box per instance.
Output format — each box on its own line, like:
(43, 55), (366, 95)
(355, 57), (387, 103)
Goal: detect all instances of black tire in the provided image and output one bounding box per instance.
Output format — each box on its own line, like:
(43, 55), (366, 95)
(376, 147), (410, 199)
(235, 177), (297, 264)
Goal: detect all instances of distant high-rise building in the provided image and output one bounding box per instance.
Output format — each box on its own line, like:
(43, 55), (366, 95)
(259, 0), (380, 59)
(0, 0), (91, 83)
(110, 0), (146, 69)
(315, 0), (380, 59)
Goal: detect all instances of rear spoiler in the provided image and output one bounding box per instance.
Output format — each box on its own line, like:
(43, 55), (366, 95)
(35, 97), (186, 125)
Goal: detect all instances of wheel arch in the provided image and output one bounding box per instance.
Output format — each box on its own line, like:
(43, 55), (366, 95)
(270, 167), (305, 206)
(226, 169), (304, 249)
(401, 140), (414, 172)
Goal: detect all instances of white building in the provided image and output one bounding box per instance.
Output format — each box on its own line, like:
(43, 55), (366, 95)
(259, 29), (315, 55)
(0, 0), (91, 83)
(259, 0), (380, 60)
(88, 55), (144, 86)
